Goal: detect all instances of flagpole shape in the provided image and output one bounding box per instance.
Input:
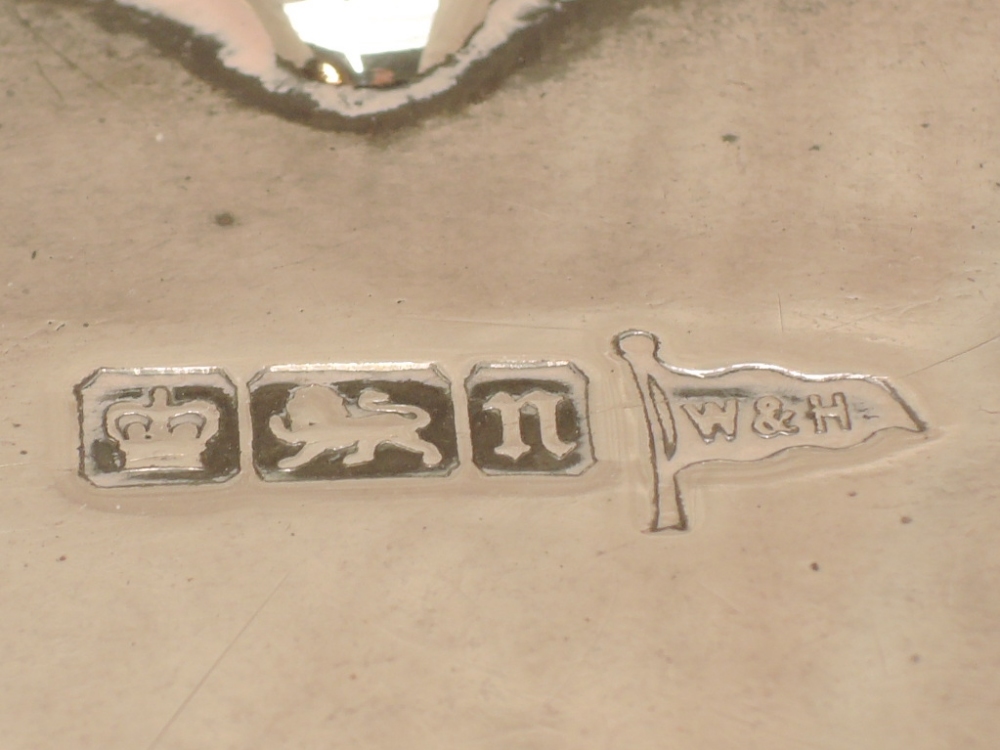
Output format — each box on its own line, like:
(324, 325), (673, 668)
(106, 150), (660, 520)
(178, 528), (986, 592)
(613, 330), (927, 534)
(614, 331), (683, 531)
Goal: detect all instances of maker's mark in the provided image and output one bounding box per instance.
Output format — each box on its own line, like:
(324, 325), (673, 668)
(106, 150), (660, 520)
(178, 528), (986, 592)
(613, 329), (926, 534)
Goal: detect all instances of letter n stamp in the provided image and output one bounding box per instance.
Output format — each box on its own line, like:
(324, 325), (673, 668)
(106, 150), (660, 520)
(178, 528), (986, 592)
(465, 362), (595, 475)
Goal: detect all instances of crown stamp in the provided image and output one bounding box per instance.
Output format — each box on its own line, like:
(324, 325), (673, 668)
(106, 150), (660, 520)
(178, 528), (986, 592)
(249, 363), (459, 481)
(76, 368), (240, 487)
(105, 386), (221, 471)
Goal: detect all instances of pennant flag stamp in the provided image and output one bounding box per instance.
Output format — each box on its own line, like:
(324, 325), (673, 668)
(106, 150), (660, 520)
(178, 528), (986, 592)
(613, 330), (927, 533)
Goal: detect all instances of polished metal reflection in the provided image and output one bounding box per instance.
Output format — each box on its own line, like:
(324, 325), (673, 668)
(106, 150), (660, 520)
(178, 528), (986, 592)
(250, 0), (494, 87)
(99, 0), (568, 122)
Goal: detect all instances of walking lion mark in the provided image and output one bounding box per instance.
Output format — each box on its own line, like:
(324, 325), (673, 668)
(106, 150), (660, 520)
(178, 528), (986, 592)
(269, 384), (443, 470)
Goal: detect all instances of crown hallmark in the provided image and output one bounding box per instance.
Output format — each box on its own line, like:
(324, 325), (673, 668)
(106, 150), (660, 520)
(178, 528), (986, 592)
(104, 386), (221, 471)
(77, 368), (240, 487)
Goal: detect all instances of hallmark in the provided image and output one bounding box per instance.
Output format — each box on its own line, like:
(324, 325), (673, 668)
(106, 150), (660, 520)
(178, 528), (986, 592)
(75, 368), (240, 487)
(74, 331), (925, 536)
(613, 330), (926, 533)
(466, 362), (594, 475)
(249, 364), (458, 481)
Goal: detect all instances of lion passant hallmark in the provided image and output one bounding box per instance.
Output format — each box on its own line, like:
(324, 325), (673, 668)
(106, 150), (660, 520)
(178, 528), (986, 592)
(75, 330), (926, 533)
(248, 363), (460, 481)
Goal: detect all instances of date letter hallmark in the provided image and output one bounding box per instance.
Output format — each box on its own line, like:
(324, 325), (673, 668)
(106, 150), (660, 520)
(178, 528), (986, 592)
(466, 362), (595, 475)
(614, 330), (927, 534)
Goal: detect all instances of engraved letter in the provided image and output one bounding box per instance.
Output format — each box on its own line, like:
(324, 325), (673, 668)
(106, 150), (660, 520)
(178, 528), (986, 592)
(681, 399), (739, 442)
(482, 390), (575, 461)
(807, 392), (851, 433)
(751, 396), (799, 438)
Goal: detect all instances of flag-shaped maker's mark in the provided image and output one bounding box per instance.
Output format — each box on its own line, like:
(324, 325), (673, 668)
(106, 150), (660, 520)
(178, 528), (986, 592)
(614, 330), (927, 533)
